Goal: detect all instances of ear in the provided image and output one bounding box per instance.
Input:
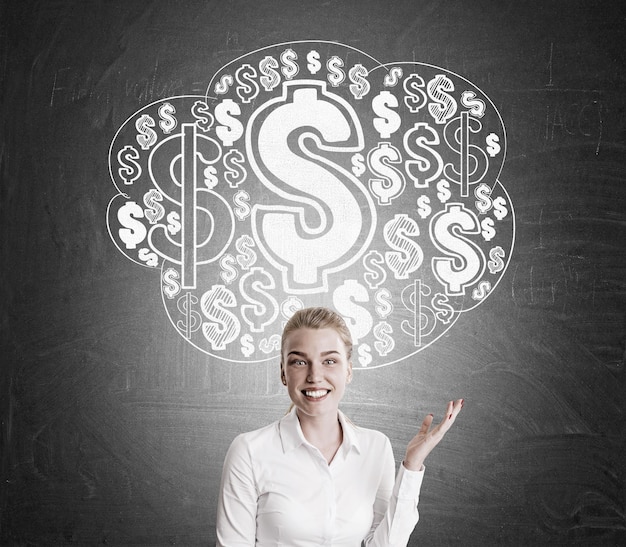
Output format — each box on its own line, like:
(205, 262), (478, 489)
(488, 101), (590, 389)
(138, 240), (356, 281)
(280, 365), (287, 385)
(347, 361), (353, 383)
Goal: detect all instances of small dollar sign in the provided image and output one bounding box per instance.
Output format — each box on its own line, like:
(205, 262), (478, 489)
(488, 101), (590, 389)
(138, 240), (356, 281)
(235, 64), (260, 104)
(135, 114), (157, 150)
(351, 153), (366, 177)
(431, 203), (484, 295)
(383, 67), (403, 87)
(223, 150), (247, 188)
(474, 183), (493, 214)
(143, 189), (165, 224)
(166, 211), (181, 235)
(236, 234), (257, 270)
(215, 99), (244, 147)
(493, 196), (508, 220)
(481, 217), (496, 241)
(158, 102), (177, 134)
(428, 74), (457, 124)
(327, 56), (345, 87)
(259, 334), (281, 354)
(461, 91), (486, 118)
(259, 55), (281, 91)
(240, 333), (255, 357)
(472, 280), (491, 301)
(117, 201), (147, 249)
(214, 74), (234, 95)
(192, 100), (214, 132)
(417, 195), (431, 219)
(280, 48), (299, 80)
(486, 133), (501, 157)
(203, 165), (219, 189)
(349, 64), (370, 100)
(374, 287), (393, 319)
(403, 73), (427, 113)
(219, 253), (238, 284)
(488, 246), (505, 274)
(373, 322), (394, 356)
(177, 292), (203, 339)
(436, 179), (451, 203)
(431, 292), (455, 324)
(306, 50), (321, 74)
(384, 214), (424, 280)
(400, 280), (437, 346)
(138, 247), (158, 267)
(368, 143), (405, 204)
(200, 285), (241, 350)
(240, 267), (279, 333)
(363, 250), (387, 290)
(357, 343), (373, 367)
(372, 91), (401, 138)
(117, 145), (142, 185)
(333, 279), (373, 344)
(281, 296), (305, 320)
(162, 267), (181, 299)
(233, 190), (251, 221)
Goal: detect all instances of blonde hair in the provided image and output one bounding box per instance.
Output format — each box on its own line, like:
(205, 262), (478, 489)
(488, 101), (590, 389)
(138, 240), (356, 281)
(280, 307), (353, 367)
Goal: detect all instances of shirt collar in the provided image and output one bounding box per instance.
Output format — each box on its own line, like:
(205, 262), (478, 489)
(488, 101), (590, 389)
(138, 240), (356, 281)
(278, 406), (362, 455)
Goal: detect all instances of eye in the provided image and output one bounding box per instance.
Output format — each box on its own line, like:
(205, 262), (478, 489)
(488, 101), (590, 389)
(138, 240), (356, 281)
(323, 358), (337, 365)
(289, 359), (307, 366)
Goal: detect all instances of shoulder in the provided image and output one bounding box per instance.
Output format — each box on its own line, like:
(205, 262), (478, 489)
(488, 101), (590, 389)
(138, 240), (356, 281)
(341, 412), (393, 453)
(228, 419), (280, 454)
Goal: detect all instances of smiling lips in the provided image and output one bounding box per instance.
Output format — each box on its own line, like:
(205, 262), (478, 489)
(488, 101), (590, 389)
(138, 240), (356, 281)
(302, 389), (331, 399)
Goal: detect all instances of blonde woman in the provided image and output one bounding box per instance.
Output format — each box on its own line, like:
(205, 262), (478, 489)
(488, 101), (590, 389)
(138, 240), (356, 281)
(217, 307), (463, 546)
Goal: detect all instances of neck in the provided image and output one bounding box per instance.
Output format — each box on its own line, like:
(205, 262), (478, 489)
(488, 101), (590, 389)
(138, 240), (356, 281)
(296, 408), (343, 464)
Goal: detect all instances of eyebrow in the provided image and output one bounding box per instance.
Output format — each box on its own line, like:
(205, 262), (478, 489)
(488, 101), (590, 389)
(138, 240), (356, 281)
(286, 350), (341, 357)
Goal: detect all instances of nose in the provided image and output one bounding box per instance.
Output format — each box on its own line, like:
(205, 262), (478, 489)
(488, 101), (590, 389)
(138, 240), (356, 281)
(306, 361), (323, 383)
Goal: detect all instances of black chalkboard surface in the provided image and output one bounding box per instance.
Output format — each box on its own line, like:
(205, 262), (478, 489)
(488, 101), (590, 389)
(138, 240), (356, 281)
(1, 1), (624, 545)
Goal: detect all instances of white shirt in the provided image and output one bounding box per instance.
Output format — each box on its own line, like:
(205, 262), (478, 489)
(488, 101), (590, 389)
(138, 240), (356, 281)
(216, 408), (424, 546)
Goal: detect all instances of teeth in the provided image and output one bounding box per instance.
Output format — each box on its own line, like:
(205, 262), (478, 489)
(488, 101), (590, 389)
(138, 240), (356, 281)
(304, 390), (328, 398)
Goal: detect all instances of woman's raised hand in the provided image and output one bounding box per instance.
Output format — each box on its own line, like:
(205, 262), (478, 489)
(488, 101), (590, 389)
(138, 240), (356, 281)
(403, 399), (464, 472)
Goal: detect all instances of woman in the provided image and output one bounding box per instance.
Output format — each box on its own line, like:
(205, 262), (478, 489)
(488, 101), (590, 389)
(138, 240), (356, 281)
(217, 307), (463, 546)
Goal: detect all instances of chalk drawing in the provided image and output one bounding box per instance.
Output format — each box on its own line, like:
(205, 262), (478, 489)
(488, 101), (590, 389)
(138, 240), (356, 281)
(107, 41), (515, 367)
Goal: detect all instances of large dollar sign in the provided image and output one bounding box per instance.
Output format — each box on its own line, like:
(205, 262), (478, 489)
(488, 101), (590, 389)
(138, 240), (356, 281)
(383, 214), (424, 280)
(333, 279), (373, 344)
(200, 285), (241, 351)
(247, 80), (375, 292)
(239, 267), (279, 332)
(148, 123), (235, 288)
(430, 203), (485, 295)
(444, 111), (489, 197)
(367, 143), (405, 205)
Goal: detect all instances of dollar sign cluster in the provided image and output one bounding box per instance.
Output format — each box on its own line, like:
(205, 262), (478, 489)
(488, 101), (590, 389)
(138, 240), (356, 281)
(106, 41), (514, 367)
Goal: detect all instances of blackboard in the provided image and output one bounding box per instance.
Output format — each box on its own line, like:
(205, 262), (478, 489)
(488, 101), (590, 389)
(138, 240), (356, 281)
(1, 0), (624, 545)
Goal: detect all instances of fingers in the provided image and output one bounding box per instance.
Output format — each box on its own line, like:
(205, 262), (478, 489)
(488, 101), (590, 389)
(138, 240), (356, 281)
(433, 398), (464, 434)
(418, 412), (434, 436)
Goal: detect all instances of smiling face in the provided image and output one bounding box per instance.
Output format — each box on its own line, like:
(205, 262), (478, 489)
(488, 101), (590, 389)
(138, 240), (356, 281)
(281, 327), (353, 420)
